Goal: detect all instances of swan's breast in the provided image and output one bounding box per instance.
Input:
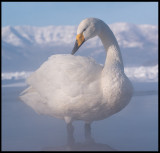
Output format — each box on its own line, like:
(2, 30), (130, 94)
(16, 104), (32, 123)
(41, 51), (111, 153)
(101, 68), (133, 116)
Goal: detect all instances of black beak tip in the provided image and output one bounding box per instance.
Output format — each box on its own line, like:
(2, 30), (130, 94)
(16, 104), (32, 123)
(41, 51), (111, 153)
(71, 39), (85, 55)
(71, 41), (79, 55)
(71, 51), (75, 55)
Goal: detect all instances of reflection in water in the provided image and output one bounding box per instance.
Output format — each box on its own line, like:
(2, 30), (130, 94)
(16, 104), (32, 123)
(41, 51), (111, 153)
(42, 122), (116, 151)
(42, 142), (116, 151)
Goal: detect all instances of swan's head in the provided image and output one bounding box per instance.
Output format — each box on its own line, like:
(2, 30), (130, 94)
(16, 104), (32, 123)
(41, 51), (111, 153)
(71, 18), (102, 55)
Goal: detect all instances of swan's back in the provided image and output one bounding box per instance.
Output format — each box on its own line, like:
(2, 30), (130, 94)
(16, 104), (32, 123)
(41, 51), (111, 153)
(20, 54), (103, 119)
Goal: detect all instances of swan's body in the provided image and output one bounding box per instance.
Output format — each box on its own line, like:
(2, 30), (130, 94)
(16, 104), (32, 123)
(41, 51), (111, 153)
(21, 55), (103, 122)
(20, 18), (133, 144)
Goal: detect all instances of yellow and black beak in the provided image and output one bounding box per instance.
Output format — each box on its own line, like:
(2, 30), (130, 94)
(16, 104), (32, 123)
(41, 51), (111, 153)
(71, 33), (85, 55)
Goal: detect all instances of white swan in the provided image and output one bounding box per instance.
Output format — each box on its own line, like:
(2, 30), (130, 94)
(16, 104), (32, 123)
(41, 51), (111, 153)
(20, 18), (133, 144)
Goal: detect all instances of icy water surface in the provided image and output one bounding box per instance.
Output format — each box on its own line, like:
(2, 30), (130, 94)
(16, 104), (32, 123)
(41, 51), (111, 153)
(2, 83), (158, 151)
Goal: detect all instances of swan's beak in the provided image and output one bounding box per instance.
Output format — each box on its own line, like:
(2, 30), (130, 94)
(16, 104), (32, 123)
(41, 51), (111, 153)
(71, 33), (85, 55)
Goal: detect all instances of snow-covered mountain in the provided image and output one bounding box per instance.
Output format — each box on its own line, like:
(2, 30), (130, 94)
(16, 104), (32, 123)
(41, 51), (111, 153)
(2, 23), (158, 73)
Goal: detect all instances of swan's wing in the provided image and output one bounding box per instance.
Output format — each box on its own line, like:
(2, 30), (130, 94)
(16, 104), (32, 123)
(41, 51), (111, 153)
(20, 86), (53, 115)
(22, 54), (102, 105)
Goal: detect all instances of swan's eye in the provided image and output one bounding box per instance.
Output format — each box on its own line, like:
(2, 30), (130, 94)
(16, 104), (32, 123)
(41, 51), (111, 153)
(83, 28), (86, 32)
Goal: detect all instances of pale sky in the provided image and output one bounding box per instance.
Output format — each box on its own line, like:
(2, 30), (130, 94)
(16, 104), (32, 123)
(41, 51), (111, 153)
(2, 2), (158, 26)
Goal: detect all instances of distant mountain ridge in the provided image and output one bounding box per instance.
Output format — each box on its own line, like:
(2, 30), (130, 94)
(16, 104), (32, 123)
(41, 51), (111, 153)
(2, 23), (158, 72)
(2, 23), (157, 48)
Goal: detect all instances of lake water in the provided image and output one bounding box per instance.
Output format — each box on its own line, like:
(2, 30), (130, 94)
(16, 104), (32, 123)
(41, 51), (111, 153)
(2, 83), (158, 151)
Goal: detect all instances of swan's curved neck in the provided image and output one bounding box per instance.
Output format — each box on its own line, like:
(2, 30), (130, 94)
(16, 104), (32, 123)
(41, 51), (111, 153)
(98, 23), (124, 70)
